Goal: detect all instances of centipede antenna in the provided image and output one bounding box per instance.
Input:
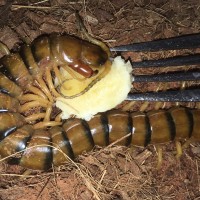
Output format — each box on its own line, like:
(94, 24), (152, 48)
(75, 11), (87, 36)
(131, 54), (200, 68)
(133, 71), (200, 82)
(126, 89), (200, 102)
(75, 11), (111, 57)
(110, 33), (200, 52)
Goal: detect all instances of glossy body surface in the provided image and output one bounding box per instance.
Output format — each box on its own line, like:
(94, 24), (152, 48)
(0, 106), (200, 170)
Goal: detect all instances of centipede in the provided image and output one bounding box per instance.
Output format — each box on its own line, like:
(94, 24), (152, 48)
(0, 16), (200, 170)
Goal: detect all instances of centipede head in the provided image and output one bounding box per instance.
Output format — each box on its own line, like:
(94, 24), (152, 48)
(49, 34), (109, 78)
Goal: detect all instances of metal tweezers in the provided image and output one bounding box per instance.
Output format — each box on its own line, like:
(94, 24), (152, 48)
(110, 33), (200, 102)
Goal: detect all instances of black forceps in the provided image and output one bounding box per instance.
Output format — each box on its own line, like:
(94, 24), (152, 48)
(110, 33), (200, 102)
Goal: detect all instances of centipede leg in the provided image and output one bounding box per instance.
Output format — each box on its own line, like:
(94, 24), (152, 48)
(36, 76), (54, 102)
(155, 102), (165, 110)
(33, 121), (62, 129)
(53, 65), (71, 91)
(75, 12), (111, 57)
(175, 141), (183, 159)
(21, 170), (32, 179)
(55, 113), (62, 122)
(122, 101), (136, 111)
(140, 102), (150, 112)
(154, 83), (166, 110)
(19, 94), (49, 104)
(53, 65), (64, 85)
(24, 101), (53, 122)
(43, 105), (52, 122)
(176, 81), (186, 106)
(25, 113), (46, 122)
(156, 145), (163, 169)
(27, 85), (47, 99)
(45, 68), (61, 97)
(19, 101), (48, 112)
(140, 83), (164, 112)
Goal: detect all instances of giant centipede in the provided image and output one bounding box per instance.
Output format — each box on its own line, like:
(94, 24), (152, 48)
(0, 25), (200, 170)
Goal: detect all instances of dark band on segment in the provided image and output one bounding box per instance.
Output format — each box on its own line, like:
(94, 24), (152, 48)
(185, 108), (194, 138)
(82, 120), (95, 147)
(45, 137), (53, 170)
(126, 114), (133, 146)
(61, 130), (75, 160)
(19, 46), (31, 70)
(166, 112), (176, 141)
(101, 113), (109, 145)
(15, 136), (32, 153)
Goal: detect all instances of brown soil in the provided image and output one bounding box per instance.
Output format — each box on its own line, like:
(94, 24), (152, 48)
(1, 1), (200, 200)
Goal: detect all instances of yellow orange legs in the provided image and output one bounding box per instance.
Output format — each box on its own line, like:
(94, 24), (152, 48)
(156, 145), (163, 169)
